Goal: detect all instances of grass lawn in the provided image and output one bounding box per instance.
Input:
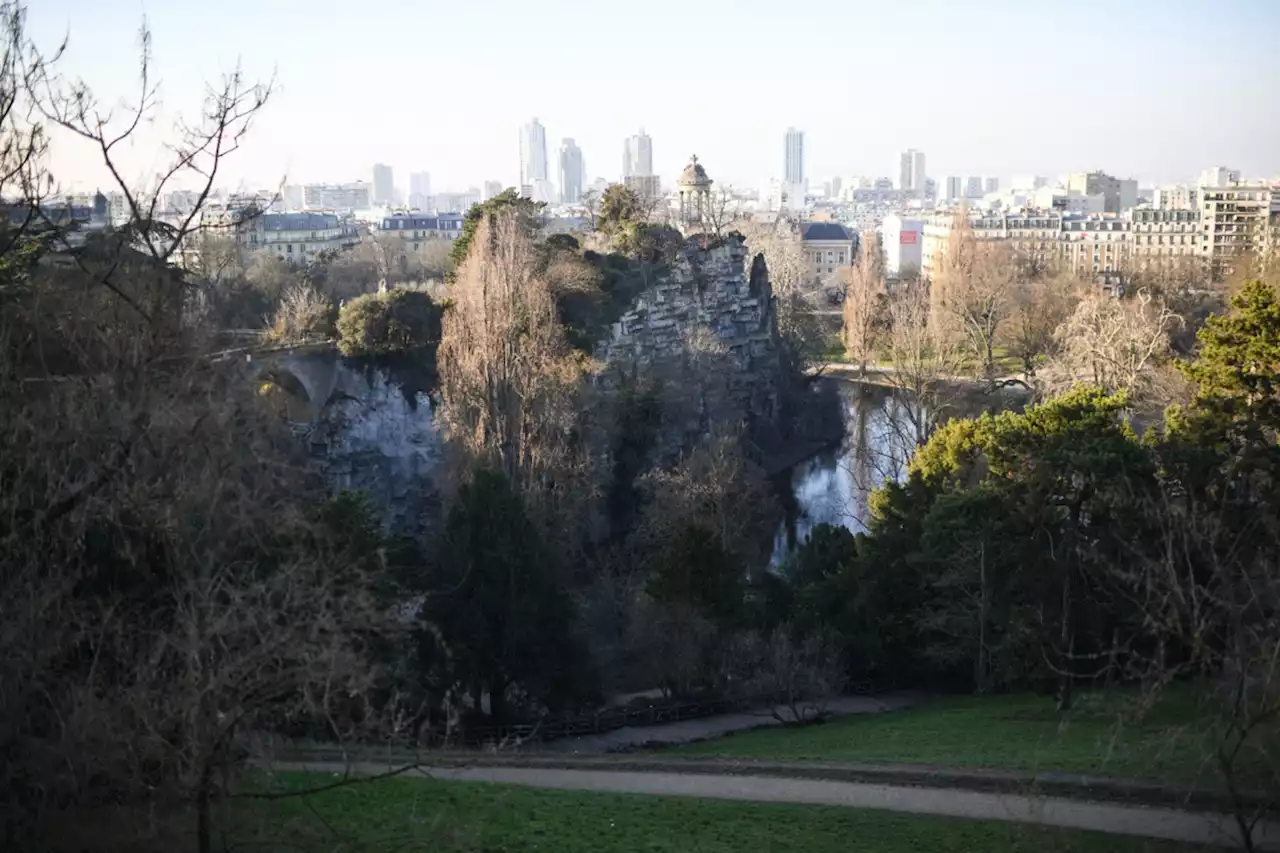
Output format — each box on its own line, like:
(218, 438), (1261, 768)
(676, 692), (1223, 783)
(227, 772), (1206, 852)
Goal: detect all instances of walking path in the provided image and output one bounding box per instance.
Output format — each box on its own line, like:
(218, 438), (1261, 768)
(271, 760), (1278, 848)
(538, 692), (921, 753)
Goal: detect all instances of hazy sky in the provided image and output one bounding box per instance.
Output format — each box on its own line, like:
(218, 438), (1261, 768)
(30, 0), (1280, 195)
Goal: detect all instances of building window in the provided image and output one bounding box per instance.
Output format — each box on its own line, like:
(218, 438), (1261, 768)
(286, 244), (293, 253)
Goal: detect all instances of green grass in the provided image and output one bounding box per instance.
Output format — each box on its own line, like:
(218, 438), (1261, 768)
(676, 692), (1221, 783)
(227, 772), (1205, 852)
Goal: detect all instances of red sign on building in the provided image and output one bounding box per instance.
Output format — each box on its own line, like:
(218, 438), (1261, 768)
(900, 231), (919, 244)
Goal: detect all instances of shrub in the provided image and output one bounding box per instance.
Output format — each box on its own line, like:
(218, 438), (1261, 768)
(336, 288), (442, 358)
(267, 282), (337, 343)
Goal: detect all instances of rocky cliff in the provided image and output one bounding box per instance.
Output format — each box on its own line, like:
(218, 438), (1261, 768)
(595, 235), (783, 457)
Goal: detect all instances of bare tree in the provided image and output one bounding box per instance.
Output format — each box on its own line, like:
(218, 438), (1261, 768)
(437, 210), (595, 533)
(1044, 288), (1179, 402)
(884, 279), (965, 449)
(0, 11), (412, 853)
(1116, 494), (1280, 852)
(1002, 272), (1081, 384)
(735, 217), (809, 299)
(842, 231), (885, 374)
(930, 215), (1017, 383)
(736, 628), (846, 724)
(24, 15), (272, 273)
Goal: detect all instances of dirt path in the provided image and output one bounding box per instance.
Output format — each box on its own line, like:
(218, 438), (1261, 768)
(536, 692), (922, 753)
(273, 761), (1277, 848)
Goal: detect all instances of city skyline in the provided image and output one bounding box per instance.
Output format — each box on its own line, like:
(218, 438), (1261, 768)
(30, 0), (1280, 193)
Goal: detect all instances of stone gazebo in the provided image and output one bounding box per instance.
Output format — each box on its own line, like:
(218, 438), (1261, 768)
(676, 154), (713, 232)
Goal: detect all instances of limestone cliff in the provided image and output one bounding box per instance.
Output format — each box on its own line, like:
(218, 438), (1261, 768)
(594, 234), (783, 458)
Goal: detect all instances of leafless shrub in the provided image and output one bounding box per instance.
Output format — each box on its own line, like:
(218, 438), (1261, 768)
(735, 628), (846, 724)
(268, 281), (335, 343)
(1043, 288), (1180, 403)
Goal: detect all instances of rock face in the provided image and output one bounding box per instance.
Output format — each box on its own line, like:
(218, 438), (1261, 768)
(595, 235), (783, 457)
(316, 364), (443, 535)
(250, 349), (442, 535)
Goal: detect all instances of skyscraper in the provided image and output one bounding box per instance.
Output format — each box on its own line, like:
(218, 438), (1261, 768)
(482, 180), (504, 201)
(519, 118), (549, 189)
(409, 171), (431, 209)
(944, 176), (963, 202)
(784, 128), (804, 186)
(372, 163), (394, 206)
(899, 149), (926, 199)
(558, 139), (585, 204)
(623, 129), (653, 179)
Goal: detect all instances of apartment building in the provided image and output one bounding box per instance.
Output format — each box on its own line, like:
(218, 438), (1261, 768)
(235, 212), (360, 266)
(1198, 182), (1279, 274)
(922, 208), (1201, 285)
(378, 212), (465, 244)
(303, 182), (373, 212)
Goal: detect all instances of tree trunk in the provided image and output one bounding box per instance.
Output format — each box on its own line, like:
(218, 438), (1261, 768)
(976, 546), (989, 694)
(1056, 569), (1074, 713)
(196, 761), (213, 853)
(489, 680), (508, 725)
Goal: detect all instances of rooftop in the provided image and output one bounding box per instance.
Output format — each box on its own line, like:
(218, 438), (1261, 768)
(678, 155), (712, 187)
(801, 222), (853, 242)
(260, 212), (341, 231)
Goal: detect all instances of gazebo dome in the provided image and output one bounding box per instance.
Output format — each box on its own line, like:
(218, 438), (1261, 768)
(678, 155), (712, 188)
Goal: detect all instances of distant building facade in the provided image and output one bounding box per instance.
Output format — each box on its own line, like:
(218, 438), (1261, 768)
(899, 149), (926, 199)
(234, 212), (359, 266)
(409, 171), (432, 209)
(785, 128), (805, 185)
(558, 138), (585, 204)
(880, 214), (923, 278)
(1065, 171), (1138, 214)
(801, 221), (855, 285)
(520, 118), (549, 196)
(372, 164), (395, 206)
(623, 129), (653, 180)
(303, 182), (373, 212)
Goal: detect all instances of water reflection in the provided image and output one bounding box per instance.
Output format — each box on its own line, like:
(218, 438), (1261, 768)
(773, 381), (926, 562)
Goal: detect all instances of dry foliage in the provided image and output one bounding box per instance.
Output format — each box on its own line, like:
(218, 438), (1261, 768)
(841, 231), (885, 373)
(634, 425), (776, 564)
(0, 10), (408, 851)
(884, 279), (965, 448)
(437, 210), (595, 534)
(1044, 288), (1179, 401)
(1002, 272), (1082, 380)
(930, 214), (1017, 381)
(268, 281), (335, 343)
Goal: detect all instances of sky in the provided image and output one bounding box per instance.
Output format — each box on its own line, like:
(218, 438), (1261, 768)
(29, 0), (1280, 196)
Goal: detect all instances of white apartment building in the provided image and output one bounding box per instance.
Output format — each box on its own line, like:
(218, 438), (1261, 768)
(1199, 181), (1280, 273)
(1065, 171), (1138, 214)
(1198, 166), (1241, 188)
(1151, 185), (1197, 210)
(881, 214), (923, 278)
(304, 182), (373, 212)
(234, 212), (360, 266)
(921, 203), (1245, 285)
